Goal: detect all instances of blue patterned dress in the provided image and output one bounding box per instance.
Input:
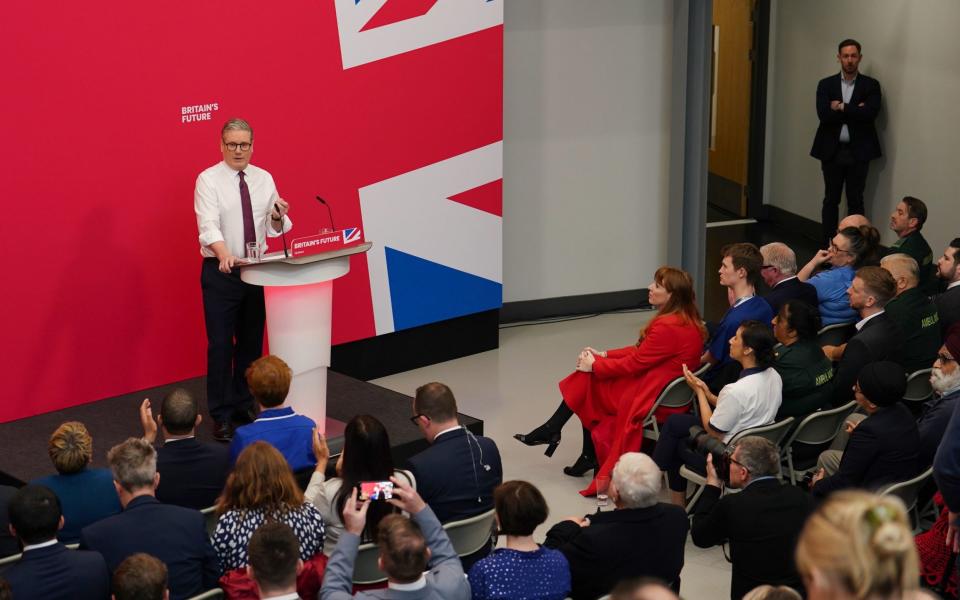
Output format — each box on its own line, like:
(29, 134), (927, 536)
(468, 546), (571, 600)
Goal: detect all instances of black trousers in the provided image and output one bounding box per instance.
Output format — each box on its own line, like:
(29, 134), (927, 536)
(820, 145), (869, 244)
(201, 258), (265, 424)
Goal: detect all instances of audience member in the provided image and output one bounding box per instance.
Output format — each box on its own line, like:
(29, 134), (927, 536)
(609, 578), (680, 600)
(307, 415), (413, 555)
(545, 453), (688, 600)
(79, 438), (219, 600)
(798, 225), (880, 325)
(139, 389), (230, 510)
(837, 214), (871, 232)
(880, 253), (941, 373)
(934, 340), (960, 558)
(467, 480), (570, 600)
(247, 522), (302, 600)
(320, 476), (471, 600)
(935, 238), (960, 335)
(811, 362), (919, 497)
(31, 421), (122, 543)
(701, 244), (774, 388)
(515, 266), (705, 494)
(3, 484), (110, 600)
(691, 437), (814, 600)
(919, 328), (960, 467)
(213, 441), (325, 572)
(742, 586), (802, 600)
(772, 300), (834, 418)
(796, 491), (926, 600)
(653, 321), (781, 506)
(0, 485), (18, 558)
(759, 243), (819, 316)
(884, 196), (937, 295)
(113, 553), (169, 600)
(826, 266), (903, 406)
(230, 355), (316, 473)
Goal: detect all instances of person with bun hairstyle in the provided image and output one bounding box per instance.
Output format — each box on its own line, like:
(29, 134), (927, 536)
(798, 225), (882, 325)
(652, 321), (782, 506)
(795, 490), (934, 600)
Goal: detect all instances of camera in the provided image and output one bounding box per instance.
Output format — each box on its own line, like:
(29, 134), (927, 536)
(688, 425), (733, 482)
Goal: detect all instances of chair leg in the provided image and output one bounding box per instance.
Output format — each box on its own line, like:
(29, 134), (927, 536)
(684, 482), (705, 514)
(787, 454), (796, 485)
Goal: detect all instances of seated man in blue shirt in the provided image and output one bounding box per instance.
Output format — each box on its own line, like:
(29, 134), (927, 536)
(230, 354), (316, 473)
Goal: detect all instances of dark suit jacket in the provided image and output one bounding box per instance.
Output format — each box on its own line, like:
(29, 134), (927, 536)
(2, 542), (110, 600)
(936, 285), (960, 337)
(692, 480), (814, 600)
(404, 428), (503, 524)
(813, 403), (920, 498)
(544, 504), (688, 600)
(831, 312), (903, 406)
(0, 485), (19, 558)
(156, 437), (230, 510)
(810, 72), (882, 162)
(763, 277), (820, 318)
(79, 495), (219, 600)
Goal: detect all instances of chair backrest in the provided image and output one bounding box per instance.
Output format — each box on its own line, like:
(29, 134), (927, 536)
(652, 363), (710, 411)
(200, 505), (218, 537)
(782, 401), (858, 450)
(729, 417), (796, 448)
(187, 589), (225, 600)
(903, 369), (934, 404)
(352, 541), (387, 585)
(442, 508), (496, 557)
(878, 467), (934, 512)
(818, 322), (856, 347)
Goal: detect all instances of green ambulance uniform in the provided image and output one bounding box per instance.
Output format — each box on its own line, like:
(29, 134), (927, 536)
(774, 339), (835, 419)
(884, 287), (941, 373)
(885, 230), (939, 296)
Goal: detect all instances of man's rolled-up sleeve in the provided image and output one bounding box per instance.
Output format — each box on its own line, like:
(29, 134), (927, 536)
(195, 175), (224, 248)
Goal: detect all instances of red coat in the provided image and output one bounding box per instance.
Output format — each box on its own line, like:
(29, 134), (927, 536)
(558, 313), (704, 495)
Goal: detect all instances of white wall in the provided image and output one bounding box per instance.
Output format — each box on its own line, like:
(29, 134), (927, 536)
(502, 1), (673, 303)
(766, 0), (960, 251)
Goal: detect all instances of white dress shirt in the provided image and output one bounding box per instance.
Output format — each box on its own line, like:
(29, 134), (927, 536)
(839, 73), (857, 144)
(855, 309), (884, 331)
(195, 161), (292, 258)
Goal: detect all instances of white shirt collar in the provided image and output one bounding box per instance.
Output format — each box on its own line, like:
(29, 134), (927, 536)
(856, 310), (884, 331)
(773, 275), (798, 288)
(163, 435), (195, 445)
(434, 425), (463, 440)
(732, 295), (755, 308)
(261, 594), (299, 600)
(948, 280), (960, 290)
(389, 575), (427, 591)
(23, 538), (58, 552)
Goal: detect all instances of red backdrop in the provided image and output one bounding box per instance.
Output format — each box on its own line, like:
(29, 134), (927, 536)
(1, 1), (502, 422)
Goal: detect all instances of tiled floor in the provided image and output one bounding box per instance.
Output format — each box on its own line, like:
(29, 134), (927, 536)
(372, 310), (733, 599)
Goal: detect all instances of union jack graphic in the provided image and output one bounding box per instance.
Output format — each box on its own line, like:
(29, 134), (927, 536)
(343, 227), (362, 244)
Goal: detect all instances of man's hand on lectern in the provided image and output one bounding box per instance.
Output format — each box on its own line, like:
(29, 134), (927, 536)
(218, 255), (238, 273)
(140, 398), (158, 443)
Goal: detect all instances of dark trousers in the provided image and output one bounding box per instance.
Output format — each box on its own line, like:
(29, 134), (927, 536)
(820, 146), (869, 243)
(201, 258), (265, 424)
(652, 414), (707, 492)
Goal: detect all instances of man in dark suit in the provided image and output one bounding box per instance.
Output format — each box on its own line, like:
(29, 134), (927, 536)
(692, 437), (814, 600)
(0, 484), (19, 558)
(813, 361), (920, 497)
(759, 242), (820, 316)
(545, 453), (688, 600)
(139, 388), (230, 509)
(3, 485), (110, 600)
(79, 438), (219, 600)
(810, 39), (882, 244)
(825, 266), (903, 405)
(935, 238), (960, 335)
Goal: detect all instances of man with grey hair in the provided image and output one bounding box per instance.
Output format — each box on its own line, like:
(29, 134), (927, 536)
(881, 252), (941, 373)
(691, 437), (813, 599)
(759, 242), (820, 317)
(195, 117), (294, 441)
(80, 438), (219, 598)
(545, 453), (688, 599)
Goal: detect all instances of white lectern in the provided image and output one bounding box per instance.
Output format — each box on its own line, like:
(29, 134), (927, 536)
(239, 242), (372, 434)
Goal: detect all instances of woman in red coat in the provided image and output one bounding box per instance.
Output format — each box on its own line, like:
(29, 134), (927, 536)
(514, 266), (706, 495)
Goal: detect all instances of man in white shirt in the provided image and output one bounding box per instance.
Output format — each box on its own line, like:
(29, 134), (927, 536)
(194, 118), (292, 441)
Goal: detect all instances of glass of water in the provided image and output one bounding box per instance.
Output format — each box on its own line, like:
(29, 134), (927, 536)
(245, 242), (261, 262)
(596, 476), (611, 512)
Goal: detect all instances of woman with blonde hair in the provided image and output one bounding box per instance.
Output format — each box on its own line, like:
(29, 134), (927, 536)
(796, 490), (934, 600)
(212, 441), (325, 572)
(32, 421), (121, 543)
(515, 266), (706, 496)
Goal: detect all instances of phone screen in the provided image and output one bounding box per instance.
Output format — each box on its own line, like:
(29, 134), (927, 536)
(359, 481), (394, 501)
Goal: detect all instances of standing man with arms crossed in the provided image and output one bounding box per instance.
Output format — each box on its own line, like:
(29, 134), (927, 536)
(810, 39), (882, 245)
(195, 118), (292, 441)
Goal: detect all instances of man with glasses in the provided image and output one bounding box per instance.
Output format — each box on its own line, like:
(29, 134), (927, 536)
(934, 326), (960, 553)
(691, 437), (814, 600)
(195, 118), (293, 441)
(918, 327), (960, 467)
(758, 242), (820, 317)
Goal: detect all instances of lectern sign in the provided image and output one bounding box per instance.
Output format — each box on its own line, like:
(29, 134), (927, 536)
(291, 228), (364, 258)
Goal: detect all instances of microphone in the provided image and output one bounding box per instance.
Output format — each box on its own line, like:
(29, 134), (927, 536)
(269, 200), (289, 258)
(315, 195), (336, 232)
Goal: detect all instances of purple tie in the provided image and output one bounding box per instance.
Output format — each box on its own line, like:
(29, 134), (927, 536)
(239, 171), (256, 248)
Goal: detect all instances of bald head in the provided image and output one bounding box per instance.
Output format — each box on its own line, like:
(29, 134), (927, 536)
(880, 253), (919, 295)
(838, 214), (872, 231)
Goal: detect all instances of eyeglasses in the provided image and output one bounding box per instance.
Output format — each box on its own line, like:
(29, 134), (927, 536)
(729, 457), (750, 473)
(828, 243), (853, 255)
(936, 354), (957, 364)
(224, 142), (252, 152)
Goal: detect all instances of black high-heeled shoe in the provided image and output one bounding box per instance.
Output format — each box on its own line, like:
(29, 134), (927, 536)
(563, 454), (598, 477)
(513, 426), (562, 457)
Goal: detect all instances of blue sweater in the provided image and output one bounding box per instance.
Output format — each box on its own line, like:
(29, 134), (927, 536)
(230, 407), (317, 472)
(705, 296), (774, 381)
(808, 266), (857, 325)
